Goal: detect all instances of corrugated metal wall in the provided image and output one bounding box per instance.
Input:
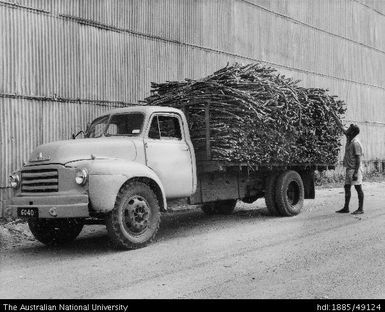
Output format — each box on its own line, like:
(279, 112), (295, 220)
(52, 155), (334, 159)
(1, 0), (385, 216)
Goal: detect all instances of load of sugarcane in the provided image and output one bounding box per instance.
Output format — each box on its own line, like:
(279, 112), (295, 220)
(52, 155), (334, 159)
(144, 63), (346, 166)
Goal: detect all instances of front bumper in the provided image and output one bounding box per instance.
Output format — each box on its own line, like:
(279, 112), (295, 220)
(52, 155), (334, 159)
(7, 193), (90, 219)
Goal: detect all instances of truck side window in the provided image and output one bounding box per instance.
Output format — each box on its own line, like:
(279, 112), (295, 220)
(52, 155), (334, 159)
(148, 115), (182, 140)
(159, 116), (182, 140)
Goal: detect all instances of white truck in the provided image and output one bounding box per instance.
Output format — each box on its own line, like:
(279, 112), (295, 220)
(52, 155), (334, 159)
(7, 106), (333, 249)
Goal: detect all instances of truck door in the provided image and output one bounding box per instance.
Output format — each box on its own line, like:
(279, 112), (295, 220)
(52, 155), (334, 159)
(144, 113), (194, 198)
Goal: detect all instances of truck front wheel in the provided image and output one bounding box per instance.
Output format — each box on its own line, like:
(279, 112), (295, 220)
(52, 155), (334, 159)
(201, 200), (237, 215)
(27, 218), (84, 246)
(106, 181), (161, 249)
(275, 170), (304, 216)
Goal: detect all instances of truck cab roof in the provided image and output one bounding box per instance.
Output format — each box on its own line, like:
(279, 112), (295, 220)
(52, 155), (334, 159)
(102, 105), (183, 117)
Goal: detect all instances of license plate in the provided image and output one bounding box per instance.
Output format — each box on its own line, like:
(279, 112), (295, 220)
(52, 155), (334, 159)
(18, 207), (39, 218)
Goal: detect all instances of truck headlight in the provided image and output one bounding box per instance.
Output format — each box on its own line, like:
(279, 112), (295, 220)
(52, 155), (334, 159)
(9, 172), (21, 189)
(75, 168), (88, 185)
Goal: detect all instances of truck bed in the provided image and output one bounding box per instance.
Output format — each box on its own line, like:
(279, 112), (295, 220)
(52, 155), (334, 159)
(185, 106), (336, 176)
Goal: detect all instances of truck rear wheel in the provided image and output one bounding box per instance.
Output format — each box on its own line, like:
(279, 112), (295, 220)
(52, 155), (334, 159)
(27, 218), (84, 246)
(264, 173), (281, 216)
(106, 181), (161, 249)
(201, 199), (237, 215)
(275, 170), (304, 216)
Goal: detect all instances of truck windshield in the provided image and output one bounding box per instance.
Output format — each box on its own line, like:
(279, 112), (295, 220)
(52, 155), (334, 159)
(86, 113), (145, 138)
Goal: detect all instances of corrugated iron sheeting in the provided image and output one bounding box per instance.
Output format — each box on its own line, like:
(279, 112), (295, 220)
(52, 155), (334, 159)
(10, 0), (385, 86)
(16, 0), (385, 52)
(246, 0), (385, 51)
(2, 0), (385, 92)
(1, 3), (385, 121)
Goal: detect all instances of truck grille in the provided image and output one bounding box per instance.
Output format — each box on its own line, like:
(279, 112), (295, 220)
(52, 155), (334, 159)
(21, 169), (59, 193)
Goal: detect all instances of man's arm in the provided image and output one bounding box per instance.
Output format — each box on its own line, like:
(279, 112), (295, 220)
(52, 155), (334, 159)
(353, 155), (361, 181)
(352, 141), (363, 181)
(328, 109), (347, 135)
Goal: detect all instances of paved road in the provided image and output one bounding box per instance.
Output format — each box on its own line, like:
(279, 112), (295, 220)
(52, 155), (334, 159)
(1, 182), (385, 299)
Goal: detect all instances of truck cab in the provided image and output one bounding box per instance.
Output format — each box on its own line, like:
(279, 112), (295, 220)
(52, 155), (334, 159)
(7, 106), (197, 249)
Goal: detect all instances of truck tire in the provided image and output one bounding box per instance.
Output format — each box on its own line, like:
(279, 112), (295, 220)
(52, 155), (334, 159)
(27, 218), (84, 246)
(106, 181), (161, 249)
(275, 170), (304, 216)
(201, 199), (237, 215)
(264, 173), (281, 216)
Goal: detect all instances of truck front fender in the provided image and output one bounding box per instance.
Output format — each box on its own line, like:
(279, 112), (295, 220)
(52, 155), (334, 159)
(78, 159), (167, 213)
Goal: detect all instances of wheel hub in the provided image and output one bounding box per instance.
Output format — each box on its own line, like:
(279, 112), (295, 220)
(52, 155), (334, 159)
(123, 196), (151, 234)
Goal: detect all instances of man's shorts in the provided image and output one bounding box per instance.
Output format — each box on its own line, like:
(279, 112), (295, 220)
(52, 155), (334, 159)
(345, 168), (363, 185)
